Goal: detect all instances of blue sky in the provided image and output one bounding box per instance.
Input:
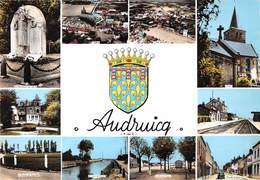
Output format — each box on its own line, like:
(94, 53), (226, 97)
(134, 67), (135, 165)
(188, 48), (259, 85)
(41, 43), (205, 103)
(15, 89), (56, 103)
(207, 0), (260, 55)
(136, 137), (189, 163)
(203, 136), (260, 168)
(198, 89), (260, 118)
(62, 137), (128, 159)
(0, 137), (61, 151)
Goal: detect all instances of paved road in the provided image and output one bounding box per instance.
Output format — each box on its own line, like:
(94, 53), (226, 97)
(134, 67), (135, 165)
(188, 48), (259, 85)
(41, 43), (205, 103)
(0, 166), (60, 180)
(200, 173), (256, 180)
(198, 120), (260, 134)
(130, 166), (195, 180)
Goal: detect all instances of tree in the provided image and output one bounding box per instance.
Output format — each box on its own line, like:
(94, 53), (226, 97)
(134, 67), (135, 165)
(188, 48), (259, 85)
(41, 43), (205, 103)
(0, 90), (16, 129)
(130, 137), (147, 173)
(153, 137), (176, 172)
(198, 56), (223, 87)
(4, 140), (8, 153)
(36, 140), (42, 153)
(63, 149), (74, 161)
(178, 137), (195, 172)
(197, 0), (220, 34)
(143, 144), (154, 171)
(197, 0), (223, 87)
(77, 139), (94, 161)
(43, 90), (60, 130)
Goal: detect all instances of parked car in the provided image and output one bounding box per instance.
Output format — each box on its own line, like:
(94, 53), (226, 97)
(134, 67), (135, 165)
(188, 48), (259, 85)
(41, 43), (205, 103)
(217, 171), (225, 179)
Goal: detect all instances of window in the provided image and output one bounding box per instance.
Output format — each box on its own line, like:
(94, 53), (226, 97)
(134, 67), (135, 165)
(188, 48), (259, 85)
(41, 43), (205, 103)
(236, 32), (239, 38)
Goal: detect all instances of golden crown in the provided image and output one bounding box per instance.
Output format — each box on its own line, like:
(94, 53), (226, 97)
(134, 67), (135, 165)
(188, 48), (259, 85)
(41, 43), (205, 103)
(103, 48), (155, 67)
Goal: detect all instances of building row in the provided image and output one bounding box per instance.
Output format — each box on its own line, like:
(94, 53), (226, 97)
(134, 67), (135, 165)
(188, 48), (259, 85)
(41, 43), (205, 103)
(197, 136), (219, 178)
(223, 141), (260, 179)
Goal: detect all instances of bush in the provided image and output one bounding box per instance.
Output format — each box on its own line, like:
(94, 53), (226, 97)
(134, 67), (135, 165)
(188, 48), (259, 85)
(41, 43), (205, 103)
(3, 153), (61, 171)
(237, 77), (251, 87)
(22, 123), (37, 131)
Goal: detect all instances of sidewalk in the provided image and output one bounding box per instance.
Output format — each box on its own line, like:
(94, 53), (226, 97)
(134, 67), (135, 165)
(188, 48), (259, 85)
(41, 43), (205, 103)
(197, 120), (241, 131)
(197, 174), (217, 180)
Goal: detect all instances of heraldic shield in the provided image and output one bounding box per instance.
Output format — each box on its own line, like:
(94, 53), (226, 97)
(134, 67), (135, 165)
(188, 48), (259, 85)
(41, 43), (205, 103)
(104, 48), (154, 113)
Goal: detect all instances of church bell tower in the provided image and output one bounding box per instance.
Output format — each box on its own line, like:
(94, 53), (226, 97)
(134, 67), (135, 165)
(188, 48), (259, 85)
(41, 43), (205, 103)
(224, 7), (246, 43)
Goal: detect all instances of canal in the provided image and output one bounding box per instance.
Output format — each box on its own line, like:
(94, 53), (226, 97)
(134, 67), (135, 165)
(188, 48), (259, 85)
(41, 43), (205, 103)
(62, 159), (112, 180)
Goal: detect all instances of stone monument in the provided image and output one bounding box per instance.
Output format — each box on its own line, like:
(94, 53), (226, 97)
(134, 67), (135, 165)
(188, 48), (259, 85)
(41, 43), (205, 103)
(9, 5), (46, 61)
(1, 5), (60, 86)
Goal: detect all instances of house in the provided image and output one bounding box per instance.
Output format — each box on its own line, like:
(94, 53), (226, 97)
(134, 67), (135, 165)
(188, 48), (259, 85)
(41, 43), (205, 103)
(252, 141), (260, 178)
(16, 94), (43, 125)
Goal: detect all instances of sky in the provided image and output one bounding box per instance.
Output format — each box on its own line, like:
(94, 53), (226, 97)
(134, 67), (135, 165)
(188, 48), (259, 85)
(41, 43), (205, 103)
(0, 137), (61, 151)
(135, 137), (188, 163)
(207, 0), (260, 56)
(198, 89), (260, 119)
(63, 137), (128, 159)
(15, 89), (55, 104)
(203, 136), (260, 168)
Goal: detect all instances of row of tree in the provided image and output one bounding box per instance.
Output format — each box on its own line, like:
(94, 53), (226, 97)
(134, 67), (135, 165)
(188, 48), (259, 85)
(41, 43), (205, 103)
(0, 139), (58, 154)
(130, 137), (195, 173)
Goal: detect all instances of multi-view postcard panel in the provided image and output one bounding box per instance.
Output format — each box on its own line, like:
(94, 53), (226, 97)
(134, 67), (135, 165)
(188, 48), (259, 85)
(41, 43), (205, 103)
(198, 89), (260, 134)
(62, 137), (128, 180)
(197, 0), (260, 88)
(197, 136), (260, 180)
(0, 0), (60, 88)
(0, 89), (60, 136)
(0, 136), (61, 180)
(130, 136), (195, 180)
(0, 0), (260, 180)
(129, 0), (195, 43)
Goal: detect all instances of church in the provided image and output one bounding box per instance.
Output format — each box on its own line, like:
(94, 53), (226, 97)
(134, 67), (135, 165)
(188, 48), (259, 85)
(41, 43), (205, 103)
(209, 7), (259, 86)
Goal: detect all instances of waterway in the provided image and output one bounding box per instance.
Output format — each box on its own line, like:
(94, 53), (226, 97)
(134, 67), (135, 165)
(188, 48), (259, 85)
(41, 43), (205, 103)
(62, 159), (112, 180)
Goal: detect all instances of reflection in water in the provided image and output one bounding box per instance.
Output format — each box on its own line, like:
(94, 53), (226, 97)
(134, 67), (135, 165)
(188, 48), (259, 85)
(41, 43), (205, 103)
(78, 165), (89, 180)
(63, 160), (112, 180)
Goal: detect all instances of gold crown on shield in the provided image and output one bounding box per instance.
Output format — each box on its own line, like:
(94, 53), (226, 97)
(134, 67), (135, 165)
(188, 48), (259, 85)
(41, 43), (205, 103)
(103, 48), (155, 67)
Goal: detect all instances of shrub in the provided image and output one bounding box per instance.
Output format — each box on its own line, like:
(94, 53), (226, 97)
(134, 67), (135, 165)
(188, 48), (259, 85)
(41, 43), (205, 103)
(237, 77), (251, 87)
(21, 123), (37, 131)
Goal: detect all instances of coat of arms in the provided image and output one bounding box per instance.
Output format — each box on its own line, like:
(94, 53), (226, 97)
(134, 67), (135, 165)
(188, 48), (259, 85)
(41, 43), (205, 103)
(104, 48), (154, 113)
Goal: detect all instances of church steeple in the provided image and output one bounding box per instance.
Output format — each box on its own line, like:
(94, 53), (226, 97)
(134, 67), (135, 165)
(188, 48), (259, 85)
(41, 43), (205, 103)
(230, 7), (238, 28)
(223, 6), (246, 43)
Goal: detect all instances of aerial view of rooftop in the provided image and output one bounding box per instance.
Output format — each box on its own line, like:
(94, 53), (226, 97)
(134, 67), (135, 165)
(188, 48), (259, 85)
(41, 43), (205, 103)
(62, 0), (128, 44)
(129, 0), (195, 43)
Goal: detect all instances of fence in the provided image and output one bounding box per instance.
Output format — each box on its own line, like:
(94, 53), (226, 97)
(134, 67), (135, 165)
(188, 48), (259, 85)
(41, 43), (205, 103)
(0, 56), (60, 84)
(0, 153), (61, 171)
